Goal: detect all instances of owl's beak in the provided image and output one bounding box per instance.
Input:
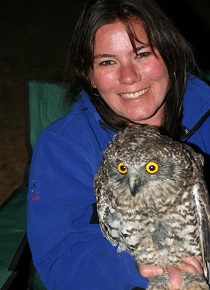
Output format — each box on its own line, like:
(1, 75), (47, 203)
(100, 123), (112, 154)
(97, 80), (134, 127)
(129, 175), (139, 197)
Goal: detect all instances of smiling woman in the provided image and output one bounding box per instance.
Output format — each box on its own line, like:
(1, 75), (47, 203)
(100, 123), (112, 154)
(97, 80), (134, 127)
(27, 0), (210, 289)
(90, 19), (168, 127)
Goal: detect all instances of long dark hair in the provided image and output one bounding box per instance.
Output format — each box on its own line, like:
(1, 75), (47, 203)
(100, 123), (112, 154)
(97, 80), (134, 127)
(65, 0), (200, 138)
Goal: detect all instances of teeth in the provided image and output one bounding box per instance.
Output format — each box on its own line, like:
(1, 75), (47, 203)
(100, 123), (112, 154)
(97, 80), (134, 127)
(121, 87), (149, 99)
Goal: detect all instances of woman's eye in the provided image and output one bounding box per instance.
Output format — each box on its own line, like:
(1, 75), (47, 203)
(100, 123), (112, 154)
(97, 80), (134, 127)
(145, 161), (159, 174)
(117, 162), (128, 175)
(137, 52), (150, 59)
(100, 60), (114, 66)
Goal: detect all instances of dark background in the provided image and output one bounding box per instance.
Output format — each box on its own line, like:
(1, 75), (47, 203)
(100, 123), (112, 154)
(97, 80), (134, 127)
(1, 0), (210, 204)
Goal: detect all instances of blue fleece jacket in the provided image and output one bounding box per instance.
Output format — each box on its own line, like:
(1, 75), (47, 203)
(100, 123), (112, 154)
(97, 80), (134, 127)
(27, 75), (210, 290)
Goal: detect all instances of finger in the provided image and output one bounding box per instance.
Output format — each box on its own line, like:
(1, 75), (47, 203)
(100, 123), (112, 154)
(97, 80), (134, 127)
(178, 256), (203, 274)
(167, 265), (182, 290)
(138, 264), (164, 278)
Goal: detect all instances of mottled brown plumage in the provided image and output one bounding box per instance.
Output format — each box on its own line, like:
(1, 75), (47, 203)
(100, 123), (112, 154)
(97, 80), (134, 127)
(94, 124), (210, 289)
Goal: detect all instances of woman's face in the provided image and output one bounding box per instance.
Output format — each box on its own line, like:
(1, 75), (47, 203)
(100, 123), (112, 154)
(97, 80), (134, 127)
(90, 19), (169, 127)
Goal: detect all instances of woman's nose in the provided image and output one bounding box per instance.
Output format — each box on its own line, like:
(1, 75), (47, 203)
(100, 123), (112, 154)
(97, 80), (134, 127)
(118, 63), (141, 85)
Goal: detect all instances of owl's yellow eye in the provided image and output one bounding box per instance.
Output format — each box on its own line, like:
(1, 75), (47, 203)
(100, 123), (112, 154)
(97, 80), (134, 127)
(145, 161), (159, 174)
(117, 162), (128, 175)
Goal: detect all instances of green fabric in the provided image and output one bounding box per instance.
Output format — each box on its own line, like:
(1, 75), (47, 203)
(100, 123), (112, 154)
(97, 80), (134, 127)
(0, 186), (27, 270)
(28, 80), (75, 150)
(0, 185), (27, 287)
(0, 270), (14, 289)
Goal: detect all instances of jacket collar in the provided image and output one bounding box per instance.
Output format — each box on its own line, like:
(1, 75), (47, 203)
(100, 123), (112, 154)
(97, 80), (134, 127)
(181, 74), (210, 140)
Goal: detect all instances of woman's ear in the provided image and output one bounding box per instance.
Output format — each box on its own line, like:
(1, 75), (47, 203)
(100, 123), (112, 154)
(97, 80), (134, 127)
(89, 71), (96, 88)
(91, 80), (96, 88)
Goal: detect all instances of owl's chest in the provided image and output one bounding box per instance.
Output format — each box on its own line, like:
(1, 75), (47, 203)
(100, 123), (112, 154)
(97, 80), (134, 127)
(107, 192), (194, 228)
(105, 191), (199, 265)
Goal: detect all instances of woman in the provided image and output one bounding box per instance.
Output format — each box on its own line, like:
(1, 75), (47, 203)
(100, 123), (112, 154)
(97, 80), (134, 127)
(27, 0), (210, 289)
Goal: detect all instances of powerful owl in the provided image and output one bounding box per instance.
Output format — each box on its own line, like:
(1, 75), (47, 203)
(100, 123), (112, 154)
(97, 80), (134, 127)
(94, 124), (210, 289)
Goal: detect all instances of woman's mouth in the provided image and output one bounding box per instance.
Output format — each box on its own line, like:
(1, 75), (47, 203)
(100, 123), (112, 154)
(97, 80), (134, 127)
(120, 87), (150, 99)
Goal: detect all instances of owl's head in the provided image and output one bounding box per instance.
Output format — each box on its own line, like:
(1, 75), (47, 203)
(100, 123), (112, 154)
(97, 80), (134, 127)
(99, 124), (204, 197)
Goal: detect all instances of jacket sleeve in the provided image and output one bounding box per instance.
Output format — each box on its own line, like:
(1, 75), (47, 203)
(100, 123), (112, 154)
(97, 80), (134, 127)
(27, 130), (149, 290)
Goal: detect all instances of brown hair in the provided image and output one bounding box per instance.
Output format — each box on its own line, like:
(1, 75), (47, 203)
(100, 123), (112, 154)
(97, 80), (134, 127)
(65, 0), (200, 138)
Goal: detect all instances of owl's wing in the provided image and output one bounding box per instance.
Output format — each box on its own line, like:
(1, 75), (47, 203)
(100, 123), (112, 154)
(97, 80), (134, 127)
(98, 207), (119, 246)
(94, 167), (119, 247)
(182, 143), (210, 280)
(192, 178), (210, 281)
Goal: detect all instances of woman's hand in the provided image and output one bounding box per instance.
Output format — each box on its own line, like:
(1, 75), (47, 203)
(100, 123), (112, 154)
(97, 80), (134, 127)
(138, 256), (203, 290)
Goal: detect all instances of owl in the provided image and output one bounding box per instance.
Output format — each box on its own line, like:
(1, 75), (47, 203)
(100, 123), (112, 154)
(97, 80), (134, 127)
(94, 124), (210, 290)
